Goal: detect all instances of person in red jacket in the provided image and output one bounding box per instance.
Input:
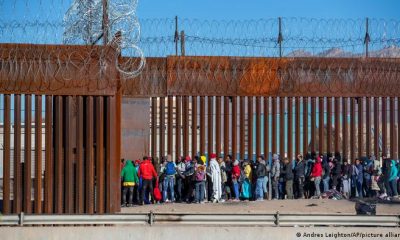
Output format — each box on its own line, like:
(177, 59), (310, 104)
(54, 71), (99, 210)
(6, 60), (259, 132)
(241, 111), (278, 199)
(231, 160), (241, 201)
(310, 156), (323, 198)
(138, 156), (158, 205)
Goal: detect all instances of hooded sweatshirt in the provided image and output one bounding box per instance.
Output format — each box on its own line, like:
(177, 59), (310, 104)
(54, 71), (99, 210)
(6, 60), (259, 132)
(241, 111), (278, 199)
(232, 160), (241, 180)
(389, 159), (399, 181)
(311, 157), (323, 178)
(138, 159), (158, 180)
(121, 160), (139, 186)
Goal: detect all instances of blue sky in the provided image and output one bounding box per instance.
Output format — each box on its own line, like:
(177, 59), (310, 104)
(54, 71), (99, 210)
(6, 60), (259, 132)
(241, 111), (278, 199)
(137, 0), (400, 19)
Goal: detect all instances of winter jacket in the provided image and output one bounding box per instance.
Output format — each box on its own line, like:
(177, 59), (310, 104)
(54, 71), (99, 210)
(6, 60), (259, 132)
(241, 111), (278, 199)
(219, 161), (228, 183)
(255, 162), (267, 178)
(353, 163), (364, 182)
(389, 160), (399, 181)
(310, 157), (323, 178)
(121, 160), (139, 186)
(232, 165), (241, 180)
(322, 158), (330, 179)
(138, 160), (158, 180)
(294, 160), (305, 178)
(342, 163), (352, 179)
(271, 159), (280, 179)
(332, 162), (342, 177)
(282, 162), (294, 181)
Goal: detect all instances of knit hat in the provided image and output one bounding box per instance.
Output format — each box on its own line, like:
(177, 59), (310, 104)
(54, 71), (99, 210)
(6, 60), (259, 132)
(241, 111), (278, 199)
(233, 160), (239, 166)
(210, 153), (217, 159)
(273, 154), (279, 161)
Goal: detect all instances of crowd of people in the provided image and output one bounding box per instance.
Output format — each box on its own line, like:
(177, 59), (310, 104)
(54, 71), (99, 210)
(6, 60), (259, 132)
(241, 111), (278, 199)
(120, 152), (400, 207)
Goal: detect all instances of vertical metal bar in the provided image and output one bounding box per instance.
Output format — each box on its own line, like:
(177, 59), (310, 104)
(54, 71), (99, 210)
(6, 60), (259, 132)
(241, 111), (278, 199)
(34, 95), (42, 214)
(271, 97), (277, 154)
(287, 97), (293, 160)
(208, 96), (214, 156)
(65, 96), (74, 213)
(106, 96), (118, 213)
(248, 97), (254, 160)
(191, 96), (198, 156)
(151, 97), (157, 159)
(216, 96), (222, 155)
(280, 97), (285, 157)
(14, 94), (22, 213)
(114, 85), (122, 213)
(183, 96), (189, 157)
(240, 97), (245, 160)
(358, 97), (364, 158)
(54, 96), (64, 214)
(180, 31), (185, 56)
(176, 96), (182, 158)
(366, 97), (371, 157)
(334, 97), (340, 154)
(311, 97), (316, 153)
(295, 97), (300, 157)
(200, 96), (205, 156)
(319, 97), (324, 154)
(44, 96), (53, 214)
(382, 97), (387, 157)
(256, 97), (261, 158)
(343, 98), (348, 160)
(3, 94), (11, 214)
(85, 96), (94, 214)
(96, 97), (105, 214)
(350, 98), (356, 162)
(303, 97), (308, 154)
(159, 97), (165, 158)
(374, 97), (379, 158)
(24, 95), (32, 214)
(167, 96), (173, 155)
(327, 97), (332, 155)
(76, 96), (84, 213)
(390, 97), (396, 158)
(232, 97), (237, 159)
(264, 97), (270, 157)
(224, 97), (230, 156)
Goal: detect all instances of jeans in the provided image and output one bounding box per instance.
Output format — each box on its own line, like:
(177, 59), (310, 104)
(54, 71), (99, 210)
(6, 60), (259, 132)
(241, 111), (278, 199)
(389, 179), (399, 197)
(294, 177), (304, 198)
(163, 175), (175, 202)
(255, 177), (265, 200)
(285, 180), (293, 199)
(356, 179), (363, 198)
(323, 176), (330, 192)
(314, 176), (321, 197)
(233, 179), (240, 200)
(122, 186), (134, 205)
(263, 176), (268, 193)
(195, 181), (205, 202)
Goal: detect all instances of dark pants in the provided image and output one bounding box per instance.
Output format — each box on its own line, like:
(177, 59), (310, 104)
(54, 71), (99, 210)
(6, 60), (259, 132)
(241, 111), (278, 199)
(176, 176), (184, 202)
(294, 177), (305, 199)
(332, 175), (340, 191)
(122, 186), (134, 205)
(141, 179), (154, 204)
(184, 177), (194, 202)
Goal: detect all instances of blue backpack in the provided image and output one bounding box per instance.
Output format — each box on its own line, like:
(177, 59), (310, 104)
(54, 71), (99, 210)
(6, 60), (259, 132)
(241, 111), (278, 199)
(165, 162), (176, 175)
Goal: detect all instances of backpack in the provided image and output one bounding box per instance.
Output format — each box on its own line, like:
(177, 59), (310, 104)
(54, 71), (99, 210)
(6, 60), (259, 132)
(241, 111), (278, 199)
(165, 162), (176, 175)
(195, 170), (206, 181)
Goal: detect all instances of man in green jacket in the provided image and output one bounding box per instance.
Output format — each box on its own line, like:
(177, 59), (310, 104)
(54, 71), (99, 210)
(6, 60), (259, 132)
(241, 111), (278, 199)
(121, 160), (139, 207)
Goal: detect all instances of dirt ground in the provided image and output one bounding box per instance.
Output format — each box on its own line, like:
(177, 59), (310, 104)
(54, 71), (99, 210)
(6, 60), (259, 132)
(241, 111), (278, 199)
(121, 199), (400, 215)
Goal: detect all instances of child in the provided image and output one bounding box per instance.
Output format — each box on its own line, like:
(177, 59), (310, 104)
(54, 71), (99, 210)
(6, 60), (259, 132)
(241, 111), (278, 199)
(371, 170), (380, 197)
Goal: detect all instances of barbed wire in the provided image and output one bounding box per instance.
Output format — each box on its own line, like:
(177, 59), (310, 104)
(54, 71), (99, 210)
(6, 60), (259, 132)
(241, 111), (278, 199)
(0, 0), (399, 95)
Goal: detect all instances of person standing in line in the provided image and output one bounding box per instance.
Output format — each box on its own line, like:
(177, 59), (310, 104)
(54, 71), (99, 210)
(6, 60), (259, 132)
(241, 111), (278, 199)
(209, 153), (222, 203)
(271, 154), (280, 200)
(352, 158), (364, 198)
(121, 160), (139, 207)
(241, 159), (252, 201)
(282, 157), (294, 199)
(310, 156), (323, 198)
(322, 155), (331, 193)
(388, 159), (399, 198)
(175, 156), (186, 203)
(261, 156), (270, 200)
(255, 156), (267, 201)
(331, 156), (342, 191)
(194, 162), (207, 203)
(223, 155), (233, 200)
(218, 156), (228, 201)
(163, 155), (177, 203)
(138, 157), (158, 205)
(341, 158), (352, 199)
(231, 159), (241, 201)
(294, 154), (305, 199)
